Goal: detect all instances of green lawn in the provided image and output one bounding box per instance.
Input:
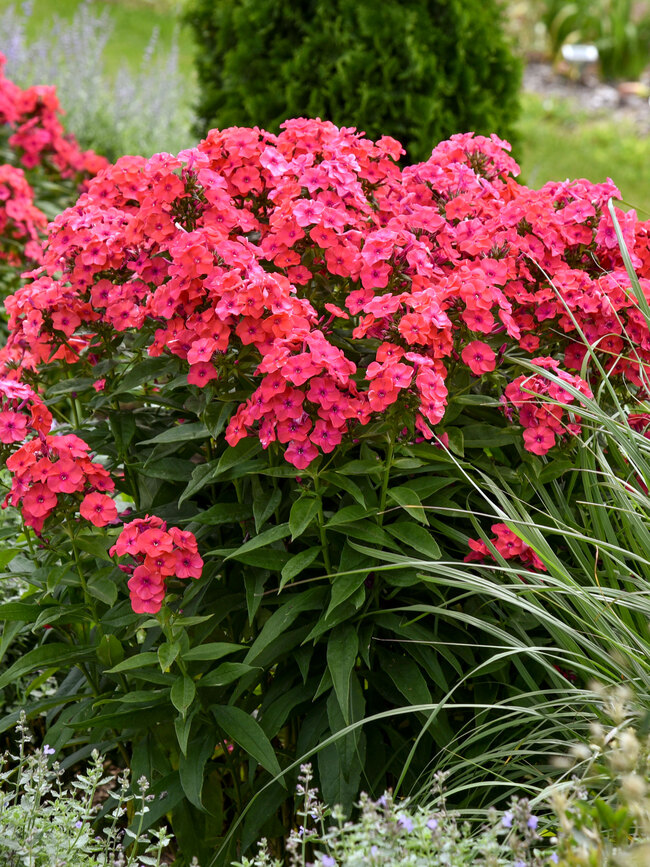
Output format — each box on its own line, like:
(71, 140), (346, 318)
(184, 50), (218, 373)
(517, 92), (650, 214)
(0, 0), (195, 80)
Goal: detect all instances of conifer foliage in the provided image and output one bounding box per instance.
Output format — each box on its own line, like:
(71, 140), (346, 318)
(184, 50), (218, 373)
(186, 0), (522, 162)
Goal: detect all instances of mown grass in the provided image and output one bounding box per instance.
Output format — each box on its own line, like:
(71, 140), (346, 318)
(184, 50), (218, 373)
(0, 0), (195, 80)
(517, 92), (650, 214)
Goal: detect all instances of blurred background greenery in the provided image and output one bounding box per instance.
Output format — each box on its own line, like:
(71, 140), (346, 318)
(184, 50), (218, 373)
(0, 0), (648, 207)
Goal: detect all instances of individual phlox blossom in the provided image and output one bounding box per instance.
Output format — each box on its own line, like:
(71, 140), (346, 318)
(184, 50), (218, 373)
(4, 434), (115, 532)
(110, 516), (203, 614)
(465, 522), (547, 572)
(80, 492), (119, 527)
(461, 341), (497, 376)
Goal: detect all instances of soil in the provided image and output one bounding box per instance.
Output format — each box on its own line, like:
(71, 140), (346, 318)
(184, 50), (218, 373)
(523, 61), (650, 135)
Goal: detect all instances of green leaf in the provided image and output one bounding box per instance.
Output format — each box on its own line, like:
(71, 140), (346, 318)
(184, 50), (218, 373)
(203, 401), (235, 438)
(110, 413), (137, 453)
(386, 486), (428, 524)
(444, 427), (464, 456)
(178, 462), (218, 506)
(0, 602), (44, 621)
(224, 523), (290, 561)
(87, 572), (118, 606)
(327, 623), (358, 725)
(212, 705), (282, 779)
(289, 496), (320, 540)
(139, 422), (209, 445)
(158, 641), (181, 673)
(115, 357), (177, 393)
(171, 675), (196, 716)
(179, 731), (214, 810)
(244, 586), (327, 665)
(106, 652), (159, 673)
(253, 484), (282, 532)
(280, 547), (321, 589)
(175, 710), (196, 757)
(326, 572), (367, 618)
(136, 457), (196, 482)
(337, 459), (383, 476)
(320, 472), (366, 507)
(385, 522), (441, 559)
(461, 423), (519, 448)
(96, 635), (124, 669)
(198, 662), (258, 688)
(0, 644), (95, 690)
(183, 642), (243, 662)
(326, 505), (370, 526)
(382, 652), (432, 705)
(328, 519), (397, 550)
(192, 502), (252, 526)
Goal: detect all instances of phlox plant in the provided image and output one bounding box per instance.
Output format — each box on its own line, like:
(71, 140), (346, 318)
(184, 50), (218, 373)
(1, 119), (650, 864)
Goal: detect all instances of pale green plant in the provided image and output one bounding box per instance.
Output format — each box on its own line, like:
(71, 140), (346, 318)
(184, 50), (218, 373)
(234, 764), (551, 866)
(0, 713), (171, 867)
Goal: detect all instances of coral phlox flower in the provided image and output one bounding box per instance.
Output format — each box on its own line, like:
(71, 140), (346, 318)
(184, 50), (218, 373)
(4, 433), (115, 532)
(79, 492), (119, 527)
(111, 516), (203, 614)
(461, 340), (497, 376)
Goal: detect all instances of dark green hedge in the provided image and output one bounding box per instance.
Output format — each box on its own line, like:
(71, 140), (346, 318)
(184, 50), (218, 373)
(185, 0), (522, 163)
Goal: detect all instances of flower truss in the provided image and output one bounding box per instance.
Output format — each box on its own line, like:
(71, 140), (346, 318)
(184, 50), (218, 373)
(110, 516), (203, 613)
(3, 120), (648, 468)
(0, 52), (107, 181)
(0, 164), (46, 271)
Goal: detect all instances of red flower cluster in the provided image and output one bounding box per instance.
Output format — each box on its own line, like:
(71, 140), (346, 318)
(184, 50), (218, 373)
(0, 377), (51, 445)
(0, 164), (46, 270)
(2, 119), (649, 472)
(4, 432), (116, 533)
(501, 357), (593, 455)
(0, 53), (107, 180)
(110, 516), (203, 614)
(465, 522), (547, 572)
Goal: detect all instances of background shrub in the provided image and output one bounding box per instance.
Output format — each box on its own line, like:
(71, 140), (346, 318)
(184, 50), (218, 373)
(185, 0), (522, 163)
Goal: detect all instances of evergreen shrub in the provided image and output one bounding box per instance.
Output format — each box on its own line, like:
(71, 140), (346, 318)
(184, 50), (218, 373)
(185, 0), (522, 162)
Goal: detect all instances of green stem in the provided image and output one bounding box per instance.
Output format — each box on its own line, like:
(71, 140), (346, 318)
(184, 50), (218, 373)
(314, 476), (331, 574)
(378, 434), (395, 527)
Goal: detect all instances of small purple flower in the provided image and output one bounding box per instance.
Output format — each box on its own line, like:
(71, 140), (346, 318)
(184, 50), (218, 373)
(427, 817), (438, 831)
(528, 815), (539, 830)
(320, 857), (336, 867)
(370, 846), (378, 857)
(74, 821), (83, 829)
(550, 855), (559, 864)
(502, 811), (513, 828)
(398, 814), (414, 833)
(42, 745), (55, 756)
(515, 861), (526, 867)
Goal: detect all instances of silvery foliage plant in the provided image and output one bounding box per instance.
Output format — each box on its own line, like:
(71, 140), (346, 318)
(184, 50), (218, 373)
(0, 713), (170, 867)
(0, 0), (195, 159)
(234, 765), (554, 867)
